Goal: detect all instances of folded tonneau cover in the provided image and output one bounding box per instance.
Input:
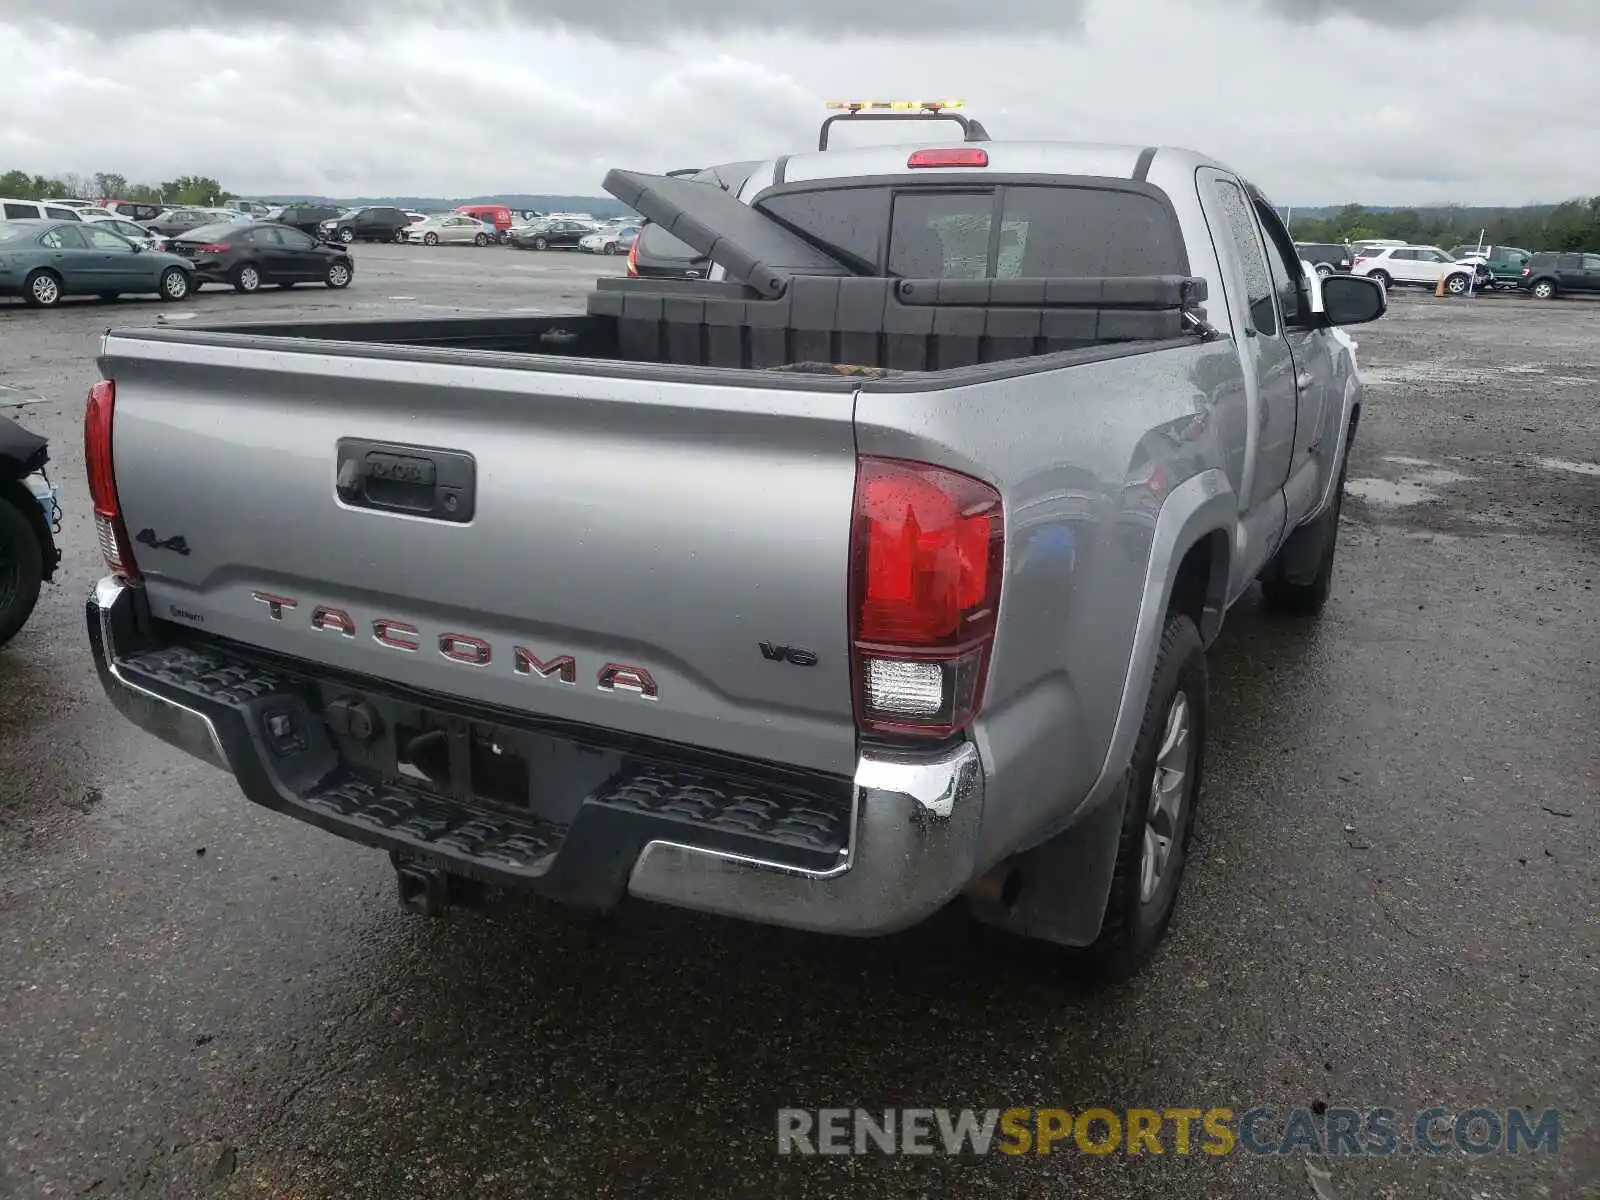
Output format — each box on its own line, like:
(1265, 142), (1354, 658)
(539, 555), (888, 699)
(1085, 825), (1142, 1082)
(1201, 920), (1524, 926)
(603, 169), (853, 296)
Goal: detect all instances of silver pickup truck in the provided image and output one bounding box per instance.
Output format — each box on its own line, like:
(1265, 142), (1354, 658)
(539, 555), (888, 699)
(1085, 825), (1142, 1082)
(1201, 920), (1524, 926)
(87, 111), (1386, 978)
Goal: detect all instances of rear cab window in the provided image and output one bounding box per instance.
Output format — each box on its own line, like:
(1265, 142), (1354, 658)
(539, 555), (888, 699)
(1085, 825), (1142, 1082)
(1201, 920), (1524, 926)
(753, 180), (1186, 280)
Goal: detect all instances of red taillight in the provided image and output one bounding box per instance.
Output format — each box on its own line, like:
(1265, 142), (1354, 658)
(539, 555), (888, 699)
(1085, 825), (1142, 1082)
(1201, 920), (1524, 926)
(84, 380), (141, 583)
(850, 458), (1003, 739)
(1521, 267), (1531, 277)
(907, 148), (989, 169)
(626, 233), (640, 278)
(193, 242), (230, 253)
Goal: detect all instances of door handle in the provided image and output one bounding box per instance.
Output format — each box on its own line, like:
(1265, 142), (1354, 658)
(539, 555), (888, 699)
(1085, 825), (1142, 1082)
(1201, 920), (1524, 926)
(335, 439), (476, 524)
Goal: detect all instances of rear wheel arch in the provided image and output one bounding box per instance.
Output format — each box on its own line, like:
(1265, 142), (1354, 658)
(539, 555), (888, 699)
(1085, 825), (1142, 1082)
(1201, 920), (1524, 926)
(1168, 529), (1231, 646)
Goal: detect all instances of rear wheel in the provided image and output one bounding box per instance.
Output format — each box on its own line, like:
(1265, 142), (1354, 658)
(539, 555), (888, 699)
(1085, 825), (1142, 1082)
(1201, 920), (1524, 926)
(532, 236), (549, 251)
(159, 267), (190, 301)
(1532, 279), (1558, 300)
(602, 241), (619, 255)
(0, 498), (45, 649)
(1368, 269), (1392, 290)
(1314, 263), (1333, 278)
(423, 232), (439, 246)
(338, 227), (354, 244)
(233, 262), (263, 293)
(1062, 613), (1206, 982)
(326, 260), (352, 289)
(23, 270), (62, 308)
(474, 232), (489, 247)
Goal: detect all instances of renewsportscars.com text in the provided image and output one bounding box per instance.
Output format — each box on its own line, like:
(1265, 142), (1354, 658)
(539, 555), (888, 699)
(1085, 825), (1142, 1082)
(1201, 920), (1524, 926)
(776, 1106), (1561, 1158)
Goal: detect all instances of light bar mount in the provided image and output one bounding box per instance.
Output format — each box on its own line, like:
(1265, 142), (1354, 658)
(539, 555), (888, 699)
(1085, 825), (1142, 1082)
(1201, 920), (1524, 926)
(818, 101), (991, 151)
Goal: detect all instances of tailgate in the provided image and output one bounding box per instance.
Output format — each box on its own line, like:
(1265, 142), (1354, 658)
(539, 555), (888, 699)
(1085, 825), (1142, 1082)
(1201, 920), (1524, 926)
(101, 338), (861, 775)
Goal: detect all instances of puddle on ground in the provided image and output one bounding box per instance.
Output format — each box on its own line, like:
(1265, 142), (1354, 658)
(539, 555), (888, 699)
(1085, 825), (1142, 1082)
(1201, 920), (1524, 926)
(1538, 458), (1600, 478)
(1346, 466), (1471, 507)
(1362, 362), (1595, 390)
(1383, 455), (1436, 468)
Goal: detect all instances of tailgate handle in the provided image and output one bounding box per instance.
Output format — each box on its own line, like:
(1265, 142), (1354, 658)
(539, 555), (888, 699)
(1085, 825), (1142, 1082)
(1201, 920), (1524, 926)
(335, 439), (476, 524)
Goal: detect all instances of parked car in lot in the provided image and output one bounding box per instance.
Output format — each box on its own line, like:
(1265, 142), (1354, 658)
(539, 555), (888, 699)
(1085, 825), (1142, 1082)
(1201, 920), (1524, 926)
(78, 215), (168, 251)
(168, 222), (353, 293)
(404, 213), (495, 246)
(102, 201), (166, 222)
(1294, 242), (1351, 277)
(1448, 244), (1530, 289)
(1351, 244), (1483, 294)
(143, 208), (233, 238)
(508, 217), (596, 250)
(0, 219), (193, 306)
(319, 205), (413, 245)
(455, 205), (514, 241)
(86, 123), (1388, 981)
(1, 198), (86, 223)
(578, 225), (638, 255)
(1519, 251), (1600, 299)
(272, 204), (345, 237)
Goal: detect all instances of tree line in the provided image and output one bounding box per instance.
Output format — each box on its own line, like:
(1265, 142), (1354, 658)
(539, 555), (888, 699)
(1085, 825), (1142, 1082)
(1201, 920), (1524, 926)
(1290, 199), (1600, 252)
(0, 170), (229, 208)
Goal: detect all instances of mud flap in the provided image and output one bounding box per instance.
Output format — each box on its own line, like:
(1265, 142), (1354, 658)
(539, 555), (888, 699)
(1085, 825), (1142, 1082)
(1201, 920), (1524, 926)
(966, 773), (1129, 948)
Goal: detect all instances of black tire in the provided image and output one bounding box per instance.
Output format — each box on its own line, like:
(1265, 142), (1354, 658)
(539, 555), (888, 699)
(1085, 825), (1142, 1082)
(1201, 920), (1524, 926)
(393, 228), (407, 244)
(0, 498), (45, 649)
(1262, 442), (1349, 616)
(1444, 272), (1470, 296)
(158, 266), (190, 302)
(532, 236), (549, 251)
(22, 270), (62, 308)
(602, 242), (619, 256)
(1531, 279), (1557, 300)
(233, 262), (263, 294)
(423, 232), (439, 246)
(1368, 269), (1391, 290)
(1314, 263), (1333, 278)
(338, 227), (354, 244)
(474, 232), (489, 247)
(326, 259), (353, 289)
(1063, 614), (1207, 982)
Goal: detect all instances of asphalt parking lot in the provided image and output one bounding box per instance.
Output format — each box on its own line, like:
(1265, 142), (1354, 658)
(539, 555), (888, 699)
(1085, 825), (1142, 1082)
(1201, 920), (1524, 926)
(1, 246), (1595, 1199)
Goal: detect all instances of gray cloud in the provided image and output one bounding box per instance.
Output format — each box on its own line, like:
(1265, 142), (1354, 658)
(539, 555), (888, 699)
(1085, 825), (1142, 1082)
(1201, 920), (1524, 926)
(30, 0), (1089, 38)
(1256, 0), (1597, 33)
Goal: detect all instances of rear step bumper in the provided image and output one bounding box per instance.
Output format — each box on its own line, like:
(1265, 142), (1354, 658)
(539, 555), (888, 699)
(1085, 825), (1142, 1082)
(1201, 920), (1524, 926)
(88, 577), (984, 936)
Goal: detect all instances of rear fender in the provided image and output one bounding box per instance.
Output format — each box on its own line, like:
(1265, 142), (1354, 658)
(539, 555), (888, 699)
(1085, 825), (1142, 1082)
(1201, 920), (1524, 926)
(970, 468), (1234, 946)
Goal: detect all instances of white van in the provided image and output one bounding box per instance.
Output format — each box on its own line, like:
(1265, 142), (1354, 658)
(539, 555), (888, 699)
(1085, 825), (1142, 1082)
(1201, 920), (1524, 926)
(0, 198), (85, 222)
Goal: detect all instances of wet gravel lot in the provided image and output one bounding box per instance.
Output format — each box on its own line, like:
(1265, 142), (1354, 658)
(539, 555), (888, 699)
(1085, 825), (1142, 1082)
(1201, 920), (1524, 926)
(1, 248), (1596, 1199)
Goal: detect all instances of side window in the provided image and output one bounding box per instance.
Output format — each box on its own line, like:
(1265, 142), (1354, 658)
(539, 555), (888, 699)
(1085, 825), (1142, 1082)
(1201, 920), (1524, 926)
(41, 226), (88, 249)
(1210, 177), (1277, 337)
(83, 225), (134, 251)
(3, 202), (36, 219)
(45, 206), (80, 221)
(1583, 255), (1600, 272)
(757, 186), (888, 274)
(1250, 195), (1308, 328)
(1557, 254), (1583, 271)
(248, 226), (281, 245)
(280, 228), (317, 250)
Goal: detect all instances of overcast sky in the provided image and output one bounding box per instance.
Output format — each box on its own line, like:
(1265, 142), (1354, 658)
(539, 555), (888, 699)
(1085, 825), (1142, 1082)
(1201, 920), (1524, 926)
(4, 0), (1596, 204)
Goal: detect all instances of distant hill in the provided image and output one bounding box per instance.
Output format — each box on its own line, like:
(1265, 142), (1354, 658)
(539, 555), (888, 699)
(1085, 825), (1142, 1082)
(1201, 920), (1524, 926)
(254, 193), (632, 217)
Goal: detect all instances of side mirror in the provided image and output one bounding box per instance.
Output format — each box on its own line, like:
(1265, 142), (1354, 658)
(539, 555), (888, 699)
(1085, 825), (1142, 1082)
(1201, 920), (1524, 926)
(1320, 274), (1387, 326)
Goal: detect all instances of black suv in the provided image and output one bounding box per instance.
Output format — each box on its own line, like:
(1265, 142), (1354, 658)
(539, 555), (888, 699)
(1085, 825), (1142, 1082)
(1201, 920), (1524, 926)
(630, 161), (760, 280)
(319, 206), (412, 244)
(1294, 242), (1352, 277)
(1519, 251), (1600, 300)
(273, 204), (344, 237)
